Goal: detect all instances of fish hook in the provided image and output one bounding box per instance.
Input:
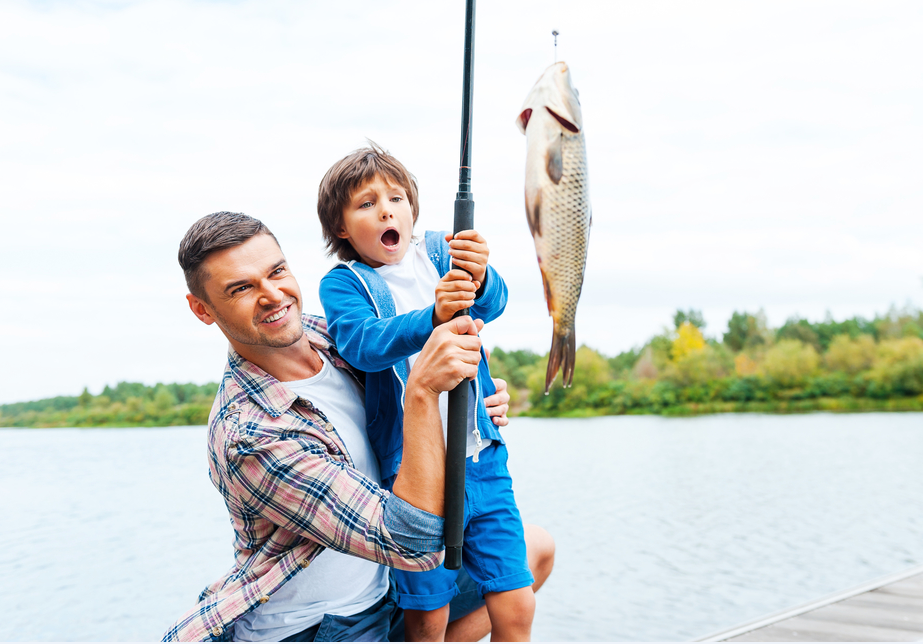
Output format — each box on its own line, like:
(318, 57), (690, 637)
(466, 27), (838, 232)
(552, 29), (559, 63)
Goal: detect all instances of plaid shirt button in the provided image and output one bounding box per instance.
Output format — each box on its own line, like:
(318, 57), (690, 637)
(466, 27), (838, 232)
(300, 558), (311, 568)
(228, 403), (238, 411)
(210, 626), (223, 637)
(259, 596), (270, 604)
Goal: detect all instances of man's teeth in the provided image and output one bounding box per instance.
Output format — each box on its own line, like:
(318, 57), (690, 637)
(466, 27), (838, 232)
(265, 307), (288, 323)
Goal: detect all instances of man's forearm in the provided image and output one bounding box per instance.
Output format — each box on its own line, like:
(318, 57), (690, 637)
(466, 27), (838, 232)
(392, 386), (445, 517)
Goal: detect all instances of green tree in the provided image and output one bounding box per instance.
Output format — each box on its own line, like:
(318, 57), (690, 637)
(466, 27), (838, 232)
(673, 309), (706, 330)
(763, 340), (819, 386)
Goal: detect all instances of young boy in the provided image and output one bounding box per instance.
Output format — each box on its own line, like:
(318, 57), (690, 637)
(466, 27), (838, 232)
(317, 144), (536, 641)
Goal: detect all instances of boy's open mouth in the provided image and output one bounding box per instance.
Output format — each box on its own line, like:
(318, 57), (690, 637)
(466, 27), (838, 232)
(381, 229), (400, 249)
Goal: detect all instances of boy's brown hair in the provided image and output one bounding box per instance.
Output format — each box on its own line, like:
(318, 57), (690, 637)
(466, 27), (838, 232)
(317, 142), (420, 262)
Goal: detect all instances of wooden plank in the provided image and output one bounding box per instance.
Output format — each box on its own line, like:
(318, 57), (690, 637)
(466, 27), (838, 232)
(696, 565), (923, 642)
(796, 603), (923, 633)
(772, 614), (922, 641)
(845, 592), (923, 610)
(727, 625), (859, 642)
(810, 600), (923, 628)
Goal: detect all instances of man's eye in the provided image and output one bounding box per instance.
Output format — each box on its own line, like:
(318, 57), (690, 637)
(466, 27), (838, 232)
(272, 267), (286, 276)
(232, 285), (250, 294)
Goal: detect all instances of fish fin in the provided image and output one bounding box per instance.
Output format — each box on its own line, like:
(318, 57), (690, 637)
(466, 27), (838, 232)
(525, 189), (542, 237)
(544, 326), (575, 394)
(539, 266), (553, 315)
(546, 133), (563, 185)
(562, 330), (577, 388)
(516, 108), (533, 134)
(546, 107), (580, 133)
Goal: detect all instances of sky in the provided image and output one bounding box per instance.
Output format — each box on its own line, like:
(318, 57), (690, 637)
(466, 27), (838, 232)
(1, 0), (921, 404)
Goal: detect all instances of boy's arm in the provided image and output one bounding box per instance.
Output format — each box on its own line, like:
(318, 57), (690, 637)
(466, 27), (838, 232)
(469, 263), (508, 324)
(320, 270), (435, 372)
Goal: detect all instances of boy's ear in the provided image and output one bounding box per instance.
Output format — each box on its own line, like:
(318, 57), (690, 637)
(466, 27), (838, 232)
(336, 226), (350, 240)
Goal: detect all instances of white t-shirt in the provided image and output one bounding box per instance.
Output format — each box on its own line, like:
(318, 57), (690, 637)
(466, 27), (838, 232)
(374, 238), (491, 458)
(234, 352), (389, 642)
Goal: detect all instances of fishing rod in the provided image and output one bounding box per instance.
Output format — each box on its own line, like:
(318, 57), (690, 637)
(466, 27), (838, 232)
(444, 0), (476, 572)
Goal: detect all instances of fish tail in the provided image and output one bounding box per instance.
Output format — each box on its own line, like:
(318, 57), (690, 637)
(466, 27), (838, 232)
(545, 325), (577, 394)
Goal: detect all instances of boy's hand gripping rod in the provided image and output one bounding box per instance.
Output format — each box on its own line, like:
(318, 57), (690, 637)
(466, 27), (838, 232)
(444, 0), (476, 572)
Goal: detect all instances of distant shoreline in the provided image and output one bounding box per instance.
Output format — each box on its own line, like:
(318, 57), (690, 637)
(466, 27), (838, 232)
(4, 396), (921, 429)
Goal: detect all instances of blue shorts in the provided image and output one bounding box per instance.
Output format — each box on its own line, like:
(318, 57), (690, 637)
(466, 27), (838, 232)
(393, 443), (534, 611)
(280, 570), (485, 642)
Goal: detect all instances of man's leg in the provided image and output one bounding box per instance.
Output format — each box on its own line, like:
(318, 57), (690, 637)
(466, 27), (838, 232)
(444, 524), (555, 642)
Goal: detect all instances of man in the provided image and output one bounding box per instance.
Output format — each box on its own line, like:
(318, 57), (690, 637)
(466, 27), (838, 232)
(163, 212), (553, 642)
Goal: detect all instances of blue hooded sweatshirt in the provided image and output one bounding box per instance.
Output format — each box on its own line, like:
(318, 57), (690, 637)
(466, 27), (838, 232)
(318, 231), (507, 488)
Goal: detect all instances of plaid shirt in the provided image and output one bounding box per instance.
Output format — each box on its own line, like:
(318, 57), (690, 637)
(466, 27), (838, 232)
(162, 315), (444, 642)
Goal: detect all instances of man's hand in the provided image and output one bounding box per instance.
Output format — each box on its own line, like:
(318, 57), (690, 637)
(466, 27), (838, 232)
(408, 316), (484, 398)
(433, 270), (480, 326)
(445, 230), (489, 286)
(484, 377), (511, 427)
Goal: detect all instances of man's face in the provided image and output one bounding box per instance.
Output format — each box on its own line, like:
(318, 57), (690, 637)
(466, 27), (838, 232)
(192, 233), (304, 350)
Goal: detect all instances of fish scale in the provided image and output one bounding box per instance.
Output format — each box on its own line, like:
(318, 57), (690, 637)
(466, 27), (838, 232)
(540, 131), (590, 335)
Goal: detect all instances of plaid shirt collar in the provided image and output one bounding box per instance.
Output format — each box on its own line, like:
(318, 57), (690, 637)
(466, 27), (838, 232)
(225, 314), (359, 418)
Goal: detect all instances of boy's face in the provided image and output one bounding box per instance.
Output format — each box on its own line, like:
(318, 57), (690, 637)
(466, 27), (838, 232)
(338, 175), (414, 268)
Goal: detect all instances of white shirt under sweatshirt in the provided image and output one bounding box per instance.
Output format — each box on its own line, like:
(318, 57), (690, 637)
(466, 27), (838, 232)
(374, 238), (491, 459)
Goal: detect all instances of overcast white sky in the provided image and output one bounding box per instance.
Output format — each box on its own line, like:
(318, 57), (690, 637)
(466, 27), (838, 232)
(1, 0), (921, 404)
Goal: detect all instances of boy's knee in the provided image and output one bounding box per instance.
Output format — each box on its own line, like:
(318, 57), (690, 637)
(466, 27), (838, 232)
(404, 604), (451, 641)
(487, 586), (535, 630)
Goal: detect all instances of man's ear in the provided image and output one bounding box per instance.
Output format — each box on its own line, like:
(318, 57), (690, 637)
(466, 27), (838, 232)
(187, 293), (216, 326)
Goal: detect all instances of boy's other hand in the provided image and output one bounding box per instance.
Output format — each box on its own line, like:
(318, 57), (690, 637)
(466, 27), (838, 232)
(484, 377), (511, 427)
(434, 269), (480, 326)
(446, 230), (489, 286)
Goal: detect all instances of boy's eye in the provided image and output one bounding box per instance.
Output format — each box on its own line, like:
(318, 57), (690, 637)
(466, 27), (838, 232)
(391, 196), (402, 203)
(360, 201), (373, 209)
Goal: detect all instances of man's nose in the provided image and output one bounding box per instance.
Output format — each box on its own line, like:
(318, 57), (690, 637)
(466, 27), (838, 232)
(258, 280), (285, 305)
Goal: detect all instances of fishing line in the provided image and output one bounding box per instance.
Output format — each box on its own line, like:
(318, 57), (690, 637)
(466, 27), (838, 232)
(552, 29), (559, 62)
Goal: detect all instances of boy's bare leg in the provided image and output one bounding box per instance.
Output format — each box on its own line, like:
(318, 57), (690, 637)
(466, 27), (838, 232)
(484, 586), (535, 642)
(445, 524), (555, 642)
(404, 604), (450, 642)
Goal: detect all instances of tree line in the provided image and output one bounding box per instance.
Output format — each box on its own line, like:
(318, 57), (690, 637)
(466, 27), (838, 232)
(0, 381), (218, 428)
(488, 305), (923, 417)
(2, 305), (922, 428)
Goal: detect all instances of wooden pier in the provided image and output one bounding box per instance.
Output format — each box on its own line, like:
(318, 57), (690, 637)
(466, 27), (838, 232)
(696, 564), (923, 642)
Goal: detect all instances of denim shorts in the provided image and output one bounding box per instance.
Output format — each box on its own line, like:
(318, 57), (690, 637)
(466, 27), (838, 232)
(393, 443), (534, 611)
(280, 570), (485, 642)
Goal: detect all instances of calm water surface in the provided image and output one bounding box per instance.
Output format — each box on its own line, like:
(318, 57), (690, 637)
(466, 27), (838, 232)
(1, 413), (921, 641)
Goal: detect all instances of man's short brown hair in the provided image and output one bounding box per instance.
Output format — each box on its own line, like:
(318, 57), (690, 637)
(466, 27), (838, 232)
(178, 211), (278, 301)
(317, 142), (420, 262)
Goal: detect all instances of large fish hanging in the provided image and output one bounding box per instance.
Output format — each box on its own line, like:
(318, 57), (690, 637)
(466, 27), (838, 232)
(516, 61), (591, 394)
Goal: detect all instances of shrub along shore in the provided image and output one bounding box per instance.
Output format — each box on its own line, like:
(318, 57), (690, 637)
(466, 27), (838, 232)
(2, 306), (922, 428)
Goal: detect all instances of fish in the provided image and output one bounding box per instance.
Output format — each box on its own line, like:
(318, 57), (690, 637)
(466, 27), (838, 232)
(516, 61), (591, 394)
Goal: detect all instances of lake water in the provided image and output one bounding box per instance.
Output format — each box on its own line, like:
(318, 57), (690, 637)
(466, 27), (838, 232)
(1, 412), (921, 641)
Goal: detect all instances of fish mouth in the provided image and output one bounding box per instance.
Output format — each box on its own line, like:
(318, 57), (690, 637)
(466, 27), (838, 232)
(380, 228), (400, 250)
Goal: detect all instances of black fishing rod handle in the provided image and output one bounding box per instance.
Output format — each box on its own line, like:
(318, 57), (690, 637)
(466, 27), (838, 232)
(444, 196), (476, 571)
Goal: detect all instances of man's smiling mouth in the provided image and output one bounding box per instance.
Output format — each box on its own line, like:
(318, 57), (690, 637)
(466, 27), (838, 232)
(381, 229), (400, 249)
(263, 306), (289, 323)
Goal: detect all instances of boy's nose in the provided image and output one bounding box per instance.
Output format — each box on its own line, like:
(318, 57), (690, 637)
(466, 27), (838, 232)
(380, 210), (393, 220)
